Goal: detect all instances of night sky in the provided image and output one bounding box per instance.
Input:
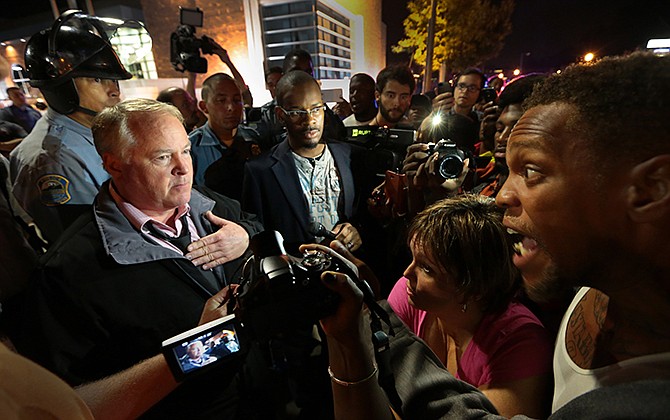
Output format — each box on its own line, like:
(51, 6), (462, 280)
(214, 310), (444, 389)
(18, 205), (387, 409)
(4, 0), (670, 74)
(383, 0), (670, 73)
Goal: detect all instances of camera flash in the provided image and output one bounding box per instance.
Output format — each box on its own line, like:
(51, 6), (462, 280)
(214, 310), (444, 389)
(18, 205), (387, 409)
(431, 113), (442, 127)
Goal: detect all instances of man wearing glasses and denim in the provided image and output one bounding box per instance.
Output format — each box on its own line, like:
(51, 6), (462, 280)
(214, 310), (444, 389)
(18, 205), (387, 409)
(241, 70), (362, 417)
(242, 70), (362, 257)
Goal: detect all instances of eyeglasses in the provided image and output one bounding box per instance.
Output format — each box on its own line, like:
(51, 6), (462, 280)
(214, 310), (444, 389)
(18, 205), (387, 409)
(455, 83), (481, 93)
(279, 104), (326, 121)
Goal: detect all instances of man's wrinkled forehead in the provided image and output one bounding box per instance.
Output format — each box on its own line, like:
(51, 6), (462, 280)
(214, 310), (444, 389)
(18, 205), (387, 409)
(508, 103), (576, 151)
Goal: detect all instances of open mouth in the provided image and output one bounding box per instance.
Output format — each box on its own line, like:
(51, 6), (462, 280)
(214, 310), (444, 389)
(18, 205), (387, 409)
(507, 228), (538, 255)
(507, 228), (542, 271)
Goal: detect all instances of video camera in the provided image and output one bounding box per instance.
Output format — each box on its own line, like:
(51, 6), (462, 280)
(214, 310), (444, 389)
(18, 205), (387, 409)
(344, 126), (416, 183)
(170, 7), (214, 73)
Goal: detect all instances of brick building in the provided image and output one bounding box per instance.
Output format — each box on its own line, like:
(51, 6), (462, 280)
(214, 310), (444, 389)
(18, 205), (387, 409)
(0, 0), (386, 104)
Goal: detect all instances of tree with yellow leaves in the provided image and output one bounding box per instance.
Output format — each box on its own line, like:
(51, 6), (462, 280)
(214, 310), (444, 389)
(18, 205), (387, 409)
(394, 0), (514, 73)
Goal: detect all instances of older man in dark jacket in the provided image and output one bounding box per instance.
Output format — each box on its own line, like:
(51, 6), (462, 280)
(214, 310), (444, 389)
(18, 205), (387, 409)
(5, 99), (267, 419)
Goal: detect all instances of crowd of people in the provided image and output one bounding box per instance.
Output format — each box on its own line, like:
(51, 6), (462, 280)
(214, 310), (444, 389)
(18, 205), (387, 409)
(1, 9), (669, 420)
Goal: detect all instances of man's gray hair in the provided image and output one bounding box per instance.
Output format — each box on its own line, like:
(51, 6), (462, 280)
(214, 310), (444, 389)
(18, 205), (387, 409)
(92, 98), (184, 162)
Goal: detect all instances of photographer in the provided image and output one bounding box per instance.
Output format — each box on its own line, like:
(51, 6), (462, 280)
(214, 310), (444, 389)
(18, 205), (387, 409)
(305, 193), (554, 418)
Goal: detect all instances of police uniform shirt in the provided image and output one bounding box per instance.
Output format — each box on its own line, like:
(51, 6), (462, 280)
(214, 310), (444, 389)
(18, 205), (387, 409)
(9, 109), (110, 241)
(189, 122), (262, 186)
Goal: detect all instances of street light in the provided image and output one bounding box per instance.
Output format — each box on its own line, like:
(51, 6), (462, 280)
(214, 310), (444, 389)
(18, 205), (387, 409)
(584, 52), (595, 62)
(513, 68), (521, 76)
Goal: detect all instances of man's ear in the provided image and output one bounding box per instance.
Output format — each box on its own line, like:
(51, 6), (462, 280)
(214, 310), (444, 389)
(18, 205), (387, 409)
(102, 152), (123, 179)
(375, 90), (381, 102)
(274, 105), (285, 125)
(198, 100), (208, 114)
(627, 155), (670, 222)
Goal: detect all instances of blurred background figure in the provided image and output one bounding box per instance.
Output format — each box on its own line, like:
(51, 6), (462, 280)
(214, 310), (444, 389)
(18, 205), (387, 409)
(406, 94), (432, 129)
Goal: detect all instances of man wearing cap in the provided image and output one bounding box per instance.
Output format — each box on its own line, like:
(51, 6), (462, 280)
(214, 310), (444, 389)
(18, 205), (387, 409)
(9, 11), (132, 243)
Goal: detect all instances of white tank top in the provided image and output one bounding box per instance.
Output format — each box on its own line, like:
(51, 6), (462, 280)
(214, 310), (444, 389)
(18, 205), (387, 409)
(552, 287), (670, 412)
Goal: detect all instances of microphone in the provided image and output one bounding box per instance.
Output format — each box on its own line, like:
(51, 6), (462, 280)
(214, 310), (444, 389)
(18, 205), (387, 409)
(308, 221), (337, 241)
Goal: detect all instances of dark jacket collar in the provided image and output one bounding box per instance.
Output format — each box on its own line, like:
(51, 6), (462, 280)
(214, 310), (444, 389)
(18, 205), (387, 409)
(94, 181), (216, 265)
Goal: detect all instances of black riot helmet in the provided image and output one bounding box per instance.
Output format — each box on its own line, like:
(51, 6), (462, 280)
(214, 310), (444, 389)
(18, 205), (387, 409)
(25, 10), (132, 115)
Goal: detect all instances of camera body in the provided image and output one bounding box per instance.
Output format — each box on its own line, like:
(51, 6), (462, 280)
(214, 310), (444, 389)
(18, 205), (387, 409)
(426, 138), (472, 179)
(170, 8), (213, 73)
(236, 231), (358, 339)
(344, 126), (416, 174)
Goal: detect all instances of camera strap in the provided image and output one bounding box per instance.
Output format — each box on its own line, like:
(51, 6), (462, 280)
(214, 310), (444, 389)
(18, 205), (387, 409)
(357, 280), (402, 411)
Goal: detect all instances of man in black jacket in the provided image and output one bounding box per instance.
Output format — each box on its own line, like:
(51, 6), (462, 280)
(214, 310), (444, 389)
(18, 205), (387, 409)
(243, 70), (361, 256)
(6, 98), (266, 419)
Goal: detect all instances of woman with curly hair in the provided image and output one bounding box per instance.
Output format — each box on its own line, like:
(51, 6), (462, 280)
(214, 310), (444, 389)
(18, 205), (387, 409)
(387, 194), (552, 418)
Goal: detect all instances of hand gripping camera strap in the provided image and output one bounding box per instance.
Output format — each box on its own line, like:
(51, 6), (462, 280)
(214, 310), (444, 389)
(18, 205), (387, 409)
(356, 279), (403, 412)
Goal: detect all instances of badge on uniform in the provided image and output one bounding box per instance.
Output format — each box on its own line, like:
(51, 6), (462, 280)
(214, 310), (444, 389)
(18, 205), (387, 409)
(37, 174), (71, 205)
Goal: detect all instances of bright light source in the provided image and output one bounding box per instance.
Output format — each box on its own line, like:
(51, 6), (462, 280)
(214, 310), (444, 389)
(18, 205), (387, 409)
(647, 39), (670, 49)
(431, 113), (442, 127)
(556, 69), (562, 74)
(497, 73), (504, 79)
(584, 52), (595, 62)
(100, 17), (125, 25)
(19, 38), (26, 43)
(513, 69), (521, 76)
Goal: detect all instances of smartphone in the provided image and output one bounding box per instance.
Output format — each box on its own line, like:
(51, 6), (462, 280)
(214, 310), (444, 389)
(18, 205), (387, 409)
(481, 87), (497, 103)
(322, 88), (343, 103)
(437, 82), (453, 95)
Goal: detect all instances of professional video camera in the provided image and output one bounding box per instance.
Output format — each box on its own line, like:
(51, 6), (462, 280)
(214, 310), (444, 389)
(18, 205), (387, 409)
(170, 7), (213, 73)
(426, 138), (475, 179)
(344, 126), (416, 175)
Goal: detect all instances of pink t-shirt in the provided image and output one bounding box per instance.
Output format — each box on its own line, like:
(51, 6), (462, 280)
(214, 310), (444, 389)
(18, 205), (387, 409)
(388, 277), (552, 387)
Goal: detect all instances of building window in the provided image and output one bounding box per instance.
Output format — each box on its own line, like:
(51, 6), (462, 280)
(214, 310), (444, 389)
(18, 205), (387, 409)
(11, 64), (31, 94)
(260, 0), (352, 80)
(109, 26), (158, 79)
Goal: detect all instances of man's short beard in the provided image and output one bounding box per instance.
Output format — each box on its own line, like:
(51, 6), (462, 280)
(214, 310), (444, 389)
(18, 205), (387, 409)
(380, 104), (403, 124)
(524, 263), (574, 304)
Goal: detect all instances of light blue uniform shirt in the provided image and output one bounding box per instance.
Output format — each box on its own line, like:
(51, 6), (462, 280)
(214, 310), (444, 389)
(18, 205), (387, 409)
(189, 122), (261, 187)
(9, 109), (109, 242)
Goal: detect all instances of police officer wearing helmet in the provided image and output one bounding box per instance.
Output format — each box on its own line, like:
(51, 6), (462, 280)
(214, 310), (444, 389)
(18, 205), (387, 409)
(9, 10), (131, 244)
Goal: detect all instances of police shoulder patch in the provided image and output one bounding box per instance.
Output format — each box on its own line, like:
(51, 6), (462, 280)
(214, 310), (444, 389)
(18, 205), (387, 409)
(37, 174), (71, 206)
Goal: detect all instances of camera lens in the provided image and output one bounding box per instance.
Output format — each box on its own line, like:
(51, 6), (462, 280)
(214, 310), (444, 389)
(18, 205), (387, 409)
(438, 155), (464, 179)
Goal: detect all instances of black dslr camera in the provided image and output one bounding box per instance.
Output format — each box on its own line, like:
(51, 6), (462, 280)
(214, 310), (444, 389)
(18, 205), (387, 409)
(426, 138), (475, 179)
(170, 7), (214, 73)
(235, 231), (363, 339)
